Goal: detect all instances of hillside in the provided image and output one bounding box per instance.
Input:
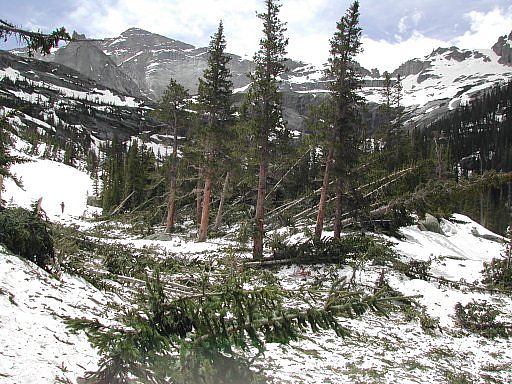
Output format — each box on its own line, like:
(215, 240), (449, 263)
(2, 15), (512, 384)
(1, 153), (511, 383)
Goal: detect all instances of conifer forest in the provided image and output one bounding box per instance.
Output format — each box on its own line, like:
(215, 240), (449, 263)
(1, 1), (512, 383)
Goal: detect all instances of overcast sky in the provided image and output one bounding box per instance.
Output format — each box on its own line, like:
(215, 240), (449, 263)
(2, 0), (512, 72)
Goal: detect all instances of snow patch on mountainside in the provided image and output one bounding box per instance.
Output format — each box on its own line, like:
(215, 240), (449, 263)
(401, 48), (512, 108)
(3, 158), (97, 221)
(0, 67), (140, 108)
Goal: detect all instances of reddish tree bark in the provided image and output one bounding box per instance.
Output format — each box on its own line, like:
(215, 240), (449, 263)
(314, 144), (334, 240)
(198, 171), (212, 242)
(214, 171), (230, 231)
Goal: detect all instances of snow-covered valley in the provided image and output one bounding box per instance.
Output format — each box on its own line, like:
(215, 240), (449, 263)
(1, 152), (511, 383)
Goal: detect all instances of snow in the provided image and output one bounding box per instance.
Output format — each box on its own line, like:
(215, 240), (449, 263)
(3, 158), (96, 221)
(120, 51), (144, 64)
(1, 140), (512, 383)
(400, 48), (512, 108)
(0, 67), (140, 108)
(8, 89), (49, 104)
(0, 251), (106, 384)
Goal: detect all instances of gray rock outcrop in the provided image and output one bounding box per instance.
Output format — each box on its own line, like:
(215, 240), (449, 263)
(418, 213), (444, 235)
(492, 31), (512, 66)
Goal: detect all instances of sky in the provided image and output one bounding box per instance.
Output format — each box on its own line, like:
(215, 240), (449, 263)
(1, 0), (512, 72)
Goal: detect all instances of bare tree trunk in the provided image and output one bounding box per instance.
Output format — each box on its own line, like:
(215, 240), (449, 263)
(315, 144), (334, 240)
(198, 170), (212, 242)
(196, 174), (203, 225)
(333, 178), (343, 238)
(165, 111), (179, 233)
(214, 171), (230, 231)
(165, 175), (177, 233)
(253, 159), (267, 260)
(0, 175), (3, 206)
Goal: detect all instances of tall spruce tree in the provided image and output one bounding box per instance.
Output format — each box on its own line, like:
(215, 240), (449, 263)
(245, 0), (288, 259)
(101, 135), (125, 213)
(154, 79), (189, 233)
(0, 118), (25, 205)
(196, 21), (233, 242)
(315, 1), (363, 239)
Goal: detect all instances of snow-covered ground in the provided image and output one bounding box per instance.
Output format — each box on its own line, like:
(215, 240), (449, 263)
(1, 156), (511, 383)
(0, 251), (107, 384)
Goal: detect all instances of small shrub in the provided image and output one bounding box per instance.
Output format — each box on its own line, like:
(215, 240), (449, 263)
(482, 230), (512, 289)
(271, 234), (397, 266)
(482, 258), (512, 289)
(454, 301), (511, 338)
(395, 259), (432, 280)
(0, 206), (55, 270)
(403, 306), (440, 335)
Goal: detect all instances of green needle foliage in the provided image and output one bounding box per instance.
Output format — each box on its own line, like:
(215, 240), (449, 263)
(0, 19), (70, 56)
(68, 267), (413, 384)
(271, 234), (397, 266)
(0, 206), (55, 270)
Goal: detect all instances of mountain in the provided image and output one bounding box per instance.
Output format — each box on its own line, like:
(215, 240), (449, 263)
(394, 46), (512, 127)
(492, 30), (512, 66)
(60, 28), (512, 129)
(4, 27), (512, 137)
(0, 50), (161, 147)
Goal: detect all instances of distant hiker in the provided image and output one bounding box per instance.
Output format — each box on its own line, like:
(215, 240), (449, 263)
(60, 201), (65, 214)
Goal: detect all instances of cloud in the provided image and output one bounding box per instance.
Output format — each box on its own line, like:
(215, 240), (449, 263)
(397, 10), (422, 36)
(2, 0), (512, 74)
(357, 6), (512, 73)
(63, 0), (335, 64)
(357, 32), (447, 73)
(453, 6), (512, 48)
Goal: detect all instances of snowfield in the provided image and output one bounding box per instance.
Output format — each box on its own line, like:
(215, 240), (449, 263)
(0, 251), (104, 383)
(1, 156), (512, 383)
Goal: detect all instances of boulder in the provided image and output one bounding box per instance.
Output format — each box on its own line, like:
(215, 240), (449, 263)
(418, 213), (444, 235)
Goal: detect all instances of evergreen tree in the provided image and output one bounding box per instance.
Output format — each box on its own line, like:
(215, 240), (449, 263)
(154, 79), (189, 233)
(315, 1), (363, 239)
(124, 140), (144, 210)
(196, 21), (234, 242)
(101, 135), (125, 213)
(0, 118), (25, 205)
(245, 0), (288, 259)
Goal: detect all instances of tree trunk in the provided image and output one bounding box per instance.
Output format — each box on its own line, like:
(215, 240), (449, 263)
(333, 178), (344, 238)
(0, 174), (3, 206)
(166, 110), (179, 233)
(195, 174), (203, 225)
(315, 143), (334, 240)
(253, 159), (267, 260)
(198, 171), (212, 242)
(214, 171), (230, 231)
(165, 175), (177, 233)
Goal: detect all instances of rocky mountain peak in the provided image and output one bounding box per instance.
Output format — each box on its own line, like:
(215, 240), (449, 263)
(103, 28), (195, 56)
(53, 41), (141, 96)
(492, 30), (512, 66)
(426, 46), (490, 63)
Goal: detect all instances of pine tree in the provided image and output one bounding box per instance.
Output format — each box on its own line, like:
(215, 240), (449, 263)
(196, 21), (234, 242)
(101, 135), (125, 213)
(245, 0), (288, 259)
(315, 1), (363, 239)
(154, 79), (189, 233)
(0, 118), (25, 205)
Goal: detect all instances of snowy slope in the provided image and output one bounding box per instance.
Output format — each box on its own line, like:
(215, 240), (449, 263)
(3, 159), (95, 220)
(1, 152), (512, 383)
(0, 251), (105, 384)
